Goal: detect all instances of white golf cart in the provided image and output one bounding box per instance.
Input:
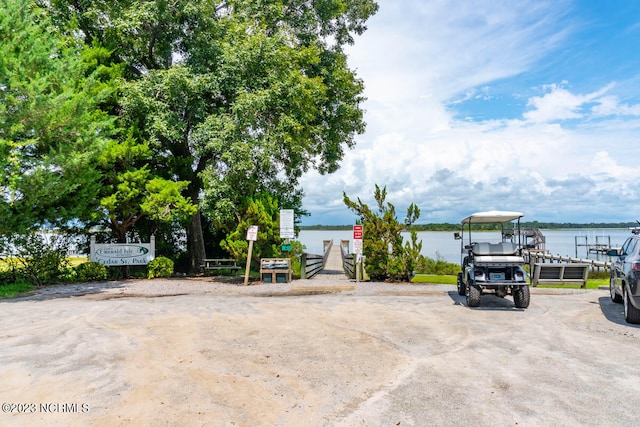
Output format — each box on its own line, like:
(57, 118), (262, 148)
(454, 211), (530, 308)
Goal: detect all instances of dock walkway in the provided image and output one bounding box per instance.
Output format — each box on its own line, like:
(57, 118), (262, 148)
(300, 245), (351, 283)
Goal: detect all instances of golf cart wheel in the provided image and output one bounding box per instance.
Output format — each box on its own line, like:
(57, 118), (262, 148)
(513, 285), (530, 309)
(457, 273), (466, 296)
(466, 280), (481, 307)
(624, 288), (640, 324)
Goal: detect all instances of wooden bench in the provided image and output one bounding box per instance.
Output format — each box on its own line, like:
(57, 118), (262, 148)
(531, 263), (590, 288)
(260, 258), (291, 283)
(200, 258), (241, 275)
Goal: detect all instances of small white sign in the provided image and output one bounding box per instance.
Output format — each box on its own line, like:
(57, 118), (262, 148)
(280, 209), (295, 239)
(353, 239), (363, 255)
(247, 225), (259, 241)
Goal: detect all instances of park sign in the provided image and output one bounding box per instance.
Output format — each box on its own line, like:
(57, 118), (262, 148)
(90, 236), (155, 266)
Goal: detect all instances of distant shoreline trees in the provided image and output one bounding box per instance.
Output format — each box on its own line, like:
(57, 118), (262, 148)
(299, 222), (640, 231)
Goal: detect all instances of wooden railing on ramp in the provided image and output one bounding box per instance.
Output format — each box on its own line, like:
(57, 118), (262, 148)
(300, 240), (333, 279)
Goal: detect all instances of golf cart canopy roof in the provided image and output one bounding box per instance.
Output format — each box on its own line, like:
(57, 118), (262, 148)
(461, 210), (524, 225)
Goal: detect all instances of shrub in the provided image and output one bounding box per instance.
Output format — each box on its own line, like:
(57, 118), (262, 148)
(0, 259), (23, 284)
(343, 185), (422, 282)
(11, 233), (70, 287)
(74, 262), (108, 282)
(417, 253), (459, 275)
(147, 256), (174, 279)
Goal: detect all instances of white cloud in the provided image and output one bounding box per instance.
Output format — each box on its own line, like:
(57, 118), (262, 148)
(523, 83), (616, 123)
(591, 95), (640, 117)
(346, 0), (573, 112)
(300, 0), (640, 225)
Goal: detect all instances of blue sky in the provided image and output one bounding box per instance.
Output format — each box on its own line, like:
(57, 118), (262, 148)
(299, 0), (640, 225)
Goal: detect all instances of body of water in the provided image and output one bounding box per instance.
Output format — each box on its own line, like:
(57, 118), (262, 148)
(298, 228), (633, 265)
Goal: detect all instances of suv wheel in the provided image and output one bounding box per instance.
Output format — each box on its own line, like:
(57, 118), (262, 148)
(513, 285), (530, 309)
(610, 277), (622, 303)
(624, 288), (640, 324)
(466, 280), (481, 307)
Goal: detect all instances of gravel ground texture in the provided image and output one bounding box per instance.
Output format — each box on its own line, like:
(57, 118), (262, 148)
(1, 276), (639, 426)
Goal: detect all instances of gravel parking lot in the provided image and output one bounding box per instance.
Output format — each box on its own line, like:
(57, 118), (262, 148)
(1, 278), (639, 426)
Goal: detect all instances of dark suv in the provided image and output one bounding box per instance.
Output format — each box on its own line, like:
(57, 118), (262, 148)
(608, 230), (640, 324)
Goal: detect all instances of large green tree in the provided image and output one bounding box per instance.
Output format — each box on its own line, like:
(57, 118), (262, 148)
(41, 0), (378, 272)
(1, 0), (197, 258)
(0, 0), (116, 238)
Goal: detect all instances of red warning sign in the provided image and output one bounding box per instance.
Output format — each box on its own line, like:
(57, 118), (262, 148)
(353, 225), (363, 240)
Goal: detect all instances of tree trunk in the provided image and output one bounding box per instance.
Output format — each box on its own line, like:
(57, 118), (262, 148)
(187, 211), (206, 274)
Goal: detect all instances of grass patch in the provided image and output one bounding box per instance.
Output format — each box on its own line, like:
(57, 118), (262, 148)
(411, 274), (456, 285)
(1, 256), (88, 269)
(534, 278), (608, 290)
(0, 282), (34, 299)
(587, 278), (609, 288)
(411, 273), (609, 289)
(68, 257), (89, 267)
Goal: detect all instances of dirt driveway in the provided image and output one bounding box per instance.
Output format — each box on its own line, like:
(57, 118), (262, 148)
(1, 279), (639, 426)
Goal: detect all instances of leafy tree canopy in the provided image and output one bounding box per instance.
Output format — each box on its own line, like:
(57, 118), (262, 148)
(39, 0), (378, 269)
(0, 0), (118, 236)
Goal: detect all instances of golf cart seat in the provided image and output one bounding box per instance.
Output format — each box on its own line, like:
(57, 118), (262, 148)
(471, 242), (517, 256)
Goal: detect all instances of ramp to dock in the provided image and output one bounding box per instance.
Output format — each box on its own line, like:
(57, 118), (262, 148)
(299, 245), (351, 284)
(322, 245), (344, 274)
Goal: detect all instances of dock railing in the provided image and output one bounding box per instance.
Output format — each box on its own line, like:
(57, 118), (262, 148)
(524, 249), (611, 274)
(341, 240), (356, 279)
(300, 240), (333, 279)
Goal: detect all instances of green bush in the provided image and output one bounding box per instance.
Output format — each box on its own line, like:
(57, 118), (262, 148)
(0, 267), (22, 286)
(147, 256), (174, 279)
(106, 265), (148, 280)
(11, 233), (70, 287)
(344, 185), (423, 282)
(74, 262), (108, 282)
(417, 253), (459, 275)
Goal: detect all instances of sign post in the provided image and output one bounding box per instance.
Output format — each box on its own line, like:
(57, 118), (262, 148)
(244, 225), (258, 286)
(353, 225), (363, 283)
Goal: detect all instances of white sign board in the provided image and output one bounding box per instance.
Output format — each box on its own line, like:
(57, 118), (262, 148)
(353, 225), (363, 255)
(247, 225), (259, 241)
(353, 239), (363, 255)
(280, 209), (295, 239)
(90, 236), (155, 266)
